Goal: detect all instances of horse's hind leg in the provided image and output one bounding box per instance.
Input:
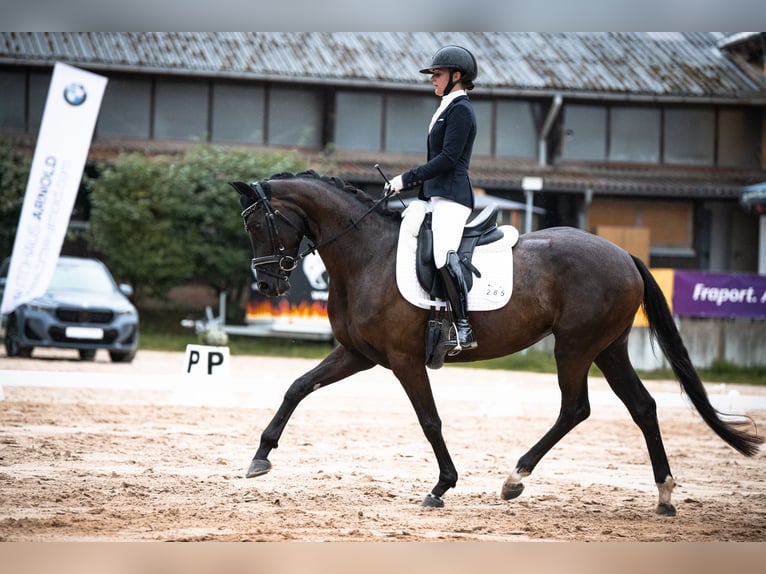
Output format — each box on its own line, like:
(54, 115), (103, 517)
(595, 337), (676, 516)
(502, 345), (592, 501)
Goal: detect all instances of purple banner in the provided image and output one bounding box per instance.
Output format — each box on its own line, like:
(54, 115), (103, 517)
(674, 271), (766, 319)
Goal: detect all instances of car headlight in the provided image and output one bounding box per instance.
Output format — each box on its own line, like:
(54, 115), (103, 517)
(27, 303), (55, 314)
(114, 308), (138, 318)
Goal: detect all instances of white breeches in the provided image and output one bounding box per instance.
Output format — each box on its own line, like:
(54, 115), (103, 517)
(428, 196), (472, 269)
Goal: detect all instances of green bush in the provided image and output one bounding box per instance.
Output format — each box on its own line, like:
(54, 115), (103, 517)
(88, 153), (193, 299)
(87, 146), (308, 306)
(0, 142), (33, 259)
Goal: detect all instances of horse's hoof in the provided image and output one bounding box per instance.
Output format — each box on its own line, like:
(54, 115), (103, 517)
(501, 481), (524, 500)
(656, 502), (677, 516)
(421, 493), (445, 508)
(246, 458), (272, 478)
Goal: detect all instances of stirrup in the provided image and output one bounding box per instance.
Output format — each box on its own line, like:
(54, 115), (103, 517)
(447, 342), (462, 356)
(448, 339), (477, 355)
(445, 321), (477, 356)
(445, 321), (462, 356)
(446, 338), (478, 356)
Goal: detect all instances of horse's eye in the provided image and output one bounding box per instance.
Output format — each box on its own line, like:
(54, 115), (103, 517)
(248, 218), (265, 232)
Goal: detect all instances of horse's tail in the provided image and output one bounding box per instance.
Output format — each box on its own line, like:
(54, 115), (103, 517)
(632, 255), (763, 457)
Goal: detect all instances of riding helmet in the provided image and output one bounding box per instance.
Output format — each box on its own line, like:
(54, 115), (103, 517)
(419, 45), (478, 82)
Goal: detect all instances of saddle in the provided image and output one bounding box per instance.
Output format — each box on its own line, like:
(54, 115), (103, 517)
(396, 201), (518, 369)
(416, 204), (505, 300)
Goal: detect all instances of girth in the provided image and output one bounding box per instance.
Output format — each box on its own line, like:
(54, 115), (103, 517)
(416, 204), (505, 300)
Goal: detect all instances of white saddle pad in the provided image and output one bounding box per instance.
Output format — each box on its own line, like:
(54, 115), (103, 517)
(396, 200), (519, 311)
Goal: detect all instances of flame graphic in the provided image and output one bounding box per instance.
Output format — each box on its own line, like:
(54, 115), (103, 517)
(246, 298), (328, 321)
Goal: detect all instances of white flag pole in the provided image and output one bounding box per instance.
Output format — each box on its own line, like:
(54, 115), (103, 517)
(1, 63), (107, 315)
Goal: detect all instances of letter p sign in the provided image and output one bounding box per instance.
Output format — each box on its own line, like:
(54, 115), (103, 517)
(184, 344), (231, 376)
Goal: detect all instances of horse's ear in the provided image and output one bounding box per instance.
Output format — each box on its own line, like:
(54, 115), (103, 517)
(229, 181), (256, 200)
(229, 181), (257, 209)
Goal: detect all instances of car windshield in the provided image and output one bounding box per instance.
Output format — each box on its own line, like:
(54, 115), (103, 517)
(48, 260), (117, 293)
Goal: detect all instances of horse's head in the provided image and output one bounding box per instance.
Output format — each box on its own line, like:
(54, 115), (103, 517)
(229, 180), (304, 297)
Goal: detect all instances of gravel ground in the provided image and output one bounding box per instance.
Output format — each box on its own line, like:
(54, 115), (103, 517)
(1, 348), (765, 544)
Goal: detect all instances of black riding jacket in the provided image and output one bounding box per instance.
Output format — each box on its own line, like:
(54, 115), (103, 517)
(401, 95), (476, 210)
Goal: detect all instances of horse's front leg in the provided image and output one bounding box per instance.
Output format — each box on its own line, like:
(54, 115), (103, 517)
(392, 362), (458, 508)
(247, 344), (375, 478)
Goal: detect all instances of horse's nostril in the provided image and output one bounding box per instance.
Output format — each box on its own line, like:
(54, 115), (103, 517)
(257, 281), (270, 293)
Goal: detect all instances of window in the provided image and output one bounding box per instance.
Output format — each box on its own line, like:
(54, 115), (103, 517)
(385, 93), (434, 153)
(561, 104), (607, 161)
(0, 70), (26, 131)
(495, 100), (539, 159)
(154, 78), (209, 140)
(609, 106), (661, 163)
(97, 77), (152, 138)
(640, 201), (693, 252)
(588, 198), (694, 257)
(471, 100), (492, 156)
(717, 108), (760, 168)
(334, 91), (382, 151)
(663, 107), (715, 165)
(212, 82), (265, 145)
(268, 87), (322, 148)
(28, 72), (51, 132)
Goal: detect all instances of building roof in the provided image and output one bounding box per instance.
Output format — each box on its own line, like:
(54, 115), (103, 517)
(1, 32), (765, 102)
(2, 32), (764, 198)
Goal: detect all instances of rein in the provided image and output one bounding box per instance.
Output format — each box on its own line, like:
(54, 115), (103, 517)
(240, 180), (395, 277)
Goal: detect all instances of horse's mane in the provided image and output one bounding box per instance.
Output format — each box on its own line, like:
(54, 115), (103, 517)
(269, 170), (401, 221)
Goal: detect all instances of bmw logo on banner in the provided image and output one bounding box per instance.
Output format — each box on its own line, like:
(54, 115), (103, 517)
(63, 83), (87, 106)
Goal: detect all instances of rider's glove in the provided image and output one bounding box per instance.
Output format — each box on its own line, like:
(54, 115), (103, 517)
(385, 174), (404, 195)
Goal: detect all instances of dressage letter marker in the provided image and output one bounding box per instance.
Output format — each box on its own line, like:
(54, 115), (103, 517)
(184, 344), (231, 376)
(174, 344), (236, 407)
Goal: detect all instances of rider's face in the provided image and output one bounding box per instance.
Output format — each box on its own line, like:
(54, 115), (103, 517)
(430, 68), (459, 97)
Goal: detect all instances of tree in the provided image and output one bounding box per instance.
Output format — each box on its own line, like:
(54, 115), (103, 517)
(0, 142), (32, 259)
(88, 146), (309, 312)
(166, 146), (308, 305)
(88, 153), (194, 300)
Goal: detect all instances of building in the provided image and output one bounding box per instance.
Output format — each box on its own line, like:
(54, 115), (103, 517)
(1, 32), (765, 272)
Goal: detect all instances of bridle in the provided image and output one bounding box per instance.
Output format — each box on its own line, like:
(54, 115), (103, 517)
(237, 181), (302, 280)
(234, 179), (395, 282)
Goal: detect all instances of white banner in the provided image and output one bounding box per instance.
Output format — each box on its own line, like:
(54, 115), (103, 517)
(1, 63), (107, 315)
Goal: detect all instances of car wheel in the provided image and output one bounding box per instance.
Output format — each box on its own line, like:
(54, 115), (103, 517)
(78, 349), (97, 361)
(109, 349), (136, 363)
(4, 314), (33, 358)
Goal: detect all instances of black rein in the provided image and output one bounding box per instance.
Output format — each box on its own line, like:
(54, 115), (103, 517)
(236, 179), (395, 278)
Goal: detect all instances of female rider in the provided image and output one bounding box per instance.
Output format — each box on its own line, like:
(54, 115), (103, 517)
(386, 45), (479, 354)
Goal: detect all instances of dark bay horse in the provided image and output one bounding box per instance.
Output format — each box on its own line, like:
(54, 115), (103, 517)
(231, 170), (762, 515)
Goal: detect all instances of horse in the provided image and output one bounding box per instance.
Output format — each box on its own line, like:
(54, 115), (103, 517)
(230, 170), (762, 515)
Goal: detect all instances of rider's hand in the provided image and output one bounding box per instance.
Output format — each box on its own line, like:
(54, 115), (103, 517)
(385, 174), (404, 195)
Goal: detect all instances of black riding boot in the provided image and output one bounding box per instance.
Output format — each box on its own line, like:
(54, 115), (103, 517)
(438, 250), (478, 354)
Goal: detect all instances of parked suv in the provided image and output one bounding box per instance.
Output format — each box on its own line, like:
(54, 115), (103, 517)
(0, 256), (139, 362)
